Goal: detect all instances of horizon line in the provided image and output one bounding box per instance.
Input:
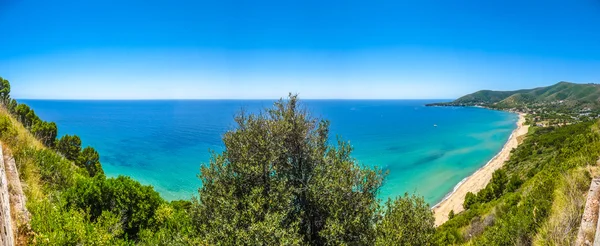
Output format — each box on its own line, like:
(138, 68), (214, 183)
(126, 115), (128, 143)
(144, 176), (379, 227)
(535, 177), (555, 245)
(15, 98), (455, 101)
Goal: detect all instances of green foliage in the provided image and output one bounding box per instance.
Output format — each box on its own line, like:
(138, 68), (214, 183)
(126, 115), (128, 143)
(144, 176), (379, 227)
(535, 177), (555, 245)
(473, 171), (556, 245)
(14, 104), (34, 127)
(62, 175), (164, 239)
(193, 94), (389, 245)
(31, 121), (58, 146)
(17, 147), (77, 190)
(463, 169), (512, 209)
(29, 199), (129, 245)
(7, 99), (17, 114)
(438, 120), (600, 245)
(464, 192), (477, 210)
(489, 169), (508, 197)
(56, 134), (82, 161)
(0, 77), (11, 105)
(6, 96), (59, 147)
(434, 81), (600, 106)
(5, 125), (166, 243)
(434, 226), (463, 245)
(534, 168), (591, 245)
(0, 115), (17, 141)
(0, 78), (61, 147)
(376, 193), (435, 246)
(137, 202), (202, 245)
(76, 146), (104, 177)
(506, 175), (523, 192)
(0, 77), (170, 243)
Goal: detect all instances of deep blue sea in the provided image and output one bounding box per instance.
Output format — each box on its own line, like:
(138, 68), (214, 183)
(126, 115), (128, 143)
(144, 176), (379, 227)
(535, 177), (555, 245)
(20, 100), (517, 205)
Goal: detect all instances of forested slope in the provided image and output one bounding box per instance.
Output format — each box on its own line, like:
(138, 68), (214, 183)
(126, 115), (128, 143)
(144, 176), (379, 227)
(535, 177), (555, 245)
(435, 121), (600, 245)
(429, 81), (600, 108)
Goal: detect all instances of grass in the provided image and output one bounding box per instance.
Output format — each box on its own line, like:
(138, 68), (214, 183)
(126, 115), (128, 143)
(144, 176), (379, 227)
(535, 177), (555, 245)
(532, 167), (592, 245)
(0, 110), (44, 200)
(0, 107), (72, 243)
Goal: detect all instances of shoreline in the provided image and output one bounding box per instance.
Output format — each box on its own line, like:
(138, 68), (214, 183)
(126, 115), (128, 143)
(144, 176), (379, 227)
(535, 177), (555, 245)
(432, 112), (528, 226)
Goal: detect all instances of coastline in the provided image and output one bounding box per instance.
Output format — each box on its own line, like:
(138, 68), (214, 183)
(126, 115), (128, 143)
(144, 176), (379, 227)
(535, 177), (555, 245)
(432, 112), (528, 226)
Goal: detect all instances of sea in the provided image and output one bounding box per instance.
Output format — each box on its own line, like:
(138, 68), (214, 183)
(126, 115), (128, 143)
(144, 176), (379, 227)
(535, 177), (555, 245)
(20, 100), (517, 205)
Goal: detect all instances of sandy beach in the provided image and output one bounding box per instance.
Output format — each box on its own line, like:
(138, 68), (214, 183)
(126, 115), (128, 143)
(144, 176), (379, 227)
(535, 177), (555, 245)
(432, 113), (529, 226)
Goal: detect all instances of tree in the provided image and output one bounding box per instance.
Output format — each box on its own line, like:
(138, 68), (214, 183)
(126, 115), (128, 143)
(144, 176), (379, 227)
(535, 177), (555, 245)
(45, 122), (58, 146)
(193, 94), (385, 245)
(56, 134), (82, 161)
(31, 121), (58, 147)
(464, 192), (477, 209)
(506, 175), (523, 192)
(25, 109), (40, 128)
(376, 193), (435, 246)
(7, 99), (17, 114)
(490, 169), (508, 198)
(13, 104), (43, 129)
(76, 147), (104, 177)
(14, 104), (31, 126)
(448, 210), (455, 220)
(0, 77), (10, 105)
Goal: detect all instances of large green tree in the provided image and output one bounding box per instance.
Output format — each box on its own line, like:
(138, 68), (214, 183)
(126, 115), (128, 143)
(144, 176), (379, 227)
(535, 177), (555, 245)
(31, 121), (58, 147)
(76, 146), (104, 177)
(193, 94), (386, 245)
(56, 134), (82, 161)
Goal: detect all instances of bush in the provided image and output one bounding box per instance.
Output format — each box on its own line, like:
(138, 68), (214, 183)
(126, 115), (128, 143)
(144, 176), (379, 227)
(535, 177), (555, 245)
(76, 146), (104, 177)
(55, 134), (82, 161)
(28, 199), (127, 245)
(376, 193), (435, 246)
(464, 192), (477, 209)
(30, 148), (76, 190)
(62, 176), (164, 239)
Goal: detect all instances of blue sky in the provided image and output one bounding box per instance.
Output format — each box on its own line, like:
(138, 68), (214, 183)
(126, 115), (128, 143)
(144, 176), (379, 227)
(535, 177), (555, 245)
(1, 0), (600, 99)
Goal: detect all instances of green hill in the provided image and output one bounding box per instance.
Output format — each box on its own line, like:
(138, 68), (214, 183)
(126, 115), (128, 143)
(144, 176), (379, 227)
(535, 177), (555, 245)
(431, 82), (600, 107)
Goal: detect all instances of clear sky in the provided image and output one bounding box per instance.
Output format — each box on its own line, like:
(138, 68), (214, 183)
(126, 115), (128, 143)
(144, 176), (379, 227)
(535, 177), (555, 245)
(1, 0), (600, 99)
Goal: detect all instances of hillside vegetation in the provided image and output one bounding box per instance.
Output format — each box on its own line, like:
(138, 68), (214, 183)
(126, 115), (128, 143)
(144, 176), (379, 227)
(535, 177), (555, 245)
(436, 121), (600, 245)
(429, 81), (600, 128)
(430, 81), (600, 108)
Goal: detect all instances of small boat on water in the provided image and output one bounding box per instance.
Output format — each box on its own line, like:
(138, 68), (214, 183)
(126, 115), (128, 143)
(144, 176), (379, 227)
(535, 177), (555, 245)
(433, 124), (438, 127)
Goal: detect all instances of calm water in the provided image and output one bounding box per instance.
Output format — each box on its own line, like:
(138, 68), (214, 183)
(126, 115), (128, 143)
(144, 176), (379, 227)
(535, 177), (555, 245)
(20, 100), (517, 205)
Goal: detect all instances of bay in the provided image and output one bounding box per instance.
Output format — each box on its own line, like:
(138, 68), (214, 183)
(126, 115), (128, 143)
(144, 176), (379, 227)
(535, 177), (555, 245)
(20, 99), (517, 205)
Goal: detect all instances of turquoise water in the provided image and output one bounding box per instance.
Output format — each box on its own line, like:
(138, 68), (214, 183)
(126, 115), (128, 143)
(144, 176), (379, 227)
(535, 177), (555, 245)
(20, 100), (517, 205)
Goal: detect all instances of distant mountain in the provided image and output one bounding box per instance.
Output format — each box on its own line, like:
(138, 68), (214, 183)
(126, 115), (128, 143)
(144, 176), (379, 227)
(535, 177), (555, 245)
(429, 82), (600, 107)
